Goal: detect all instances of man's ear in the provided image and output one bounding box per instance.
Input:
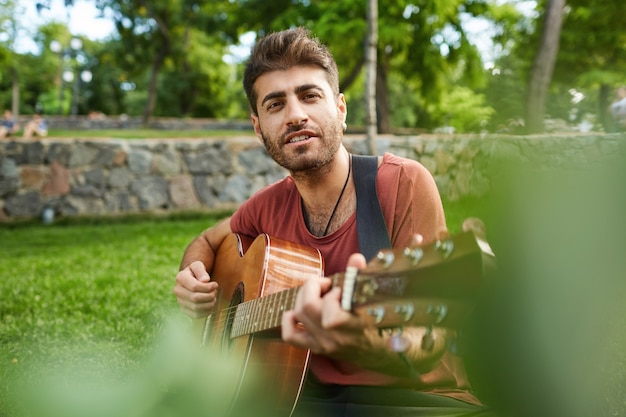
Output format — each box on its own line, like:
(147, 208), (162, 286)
(250, 113), (263, 144)
(337, 93), (347, 123)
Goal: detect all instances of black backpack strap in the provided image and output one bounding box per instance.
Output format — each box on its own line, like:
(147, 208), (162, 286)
(351, 154), (392, 261)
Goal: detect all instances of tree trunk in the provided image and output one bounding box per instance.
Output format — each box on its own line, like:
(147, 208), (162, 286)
(365, 0), (378, 154)
(338, 55), (365, 93)
(598, 84), (611, 132)
(376, 59), (391, 133)
(525, 0), (566, 133)
(140, 1), (170, 127)
(142, 49), (166, 127)
(10, 66), (19, 116)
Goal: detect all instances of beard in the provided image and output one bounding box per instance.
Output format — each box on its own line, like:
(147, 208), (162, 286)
(260, 118), (343, 174)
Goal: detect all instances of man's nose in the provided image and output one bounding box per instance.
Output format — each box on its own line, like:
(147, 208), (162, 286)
(285, 100), (308, 126)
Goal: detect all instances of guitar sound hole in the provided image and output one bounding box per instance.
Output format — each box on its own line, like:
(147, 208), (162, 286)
(221, 282), (244, 352)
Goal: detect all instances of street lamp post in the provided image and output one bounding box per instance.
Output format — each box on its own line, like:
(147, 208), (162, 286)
(49, 40), (65, 115)
(50, 37), (92, 116)
(71, 69), (93, 116)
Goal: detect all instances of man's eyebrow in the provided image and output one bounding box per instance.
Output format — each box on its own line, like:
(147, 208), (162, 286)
(261, 91), (286, 107)
(260, 84), (324, 107)
(295, 84), (323, 95)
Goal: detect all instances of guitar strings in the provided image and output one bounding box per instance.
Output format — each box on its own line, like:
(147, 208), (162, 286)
(203, 270), (349, 339)
(203, 287), (300, 338)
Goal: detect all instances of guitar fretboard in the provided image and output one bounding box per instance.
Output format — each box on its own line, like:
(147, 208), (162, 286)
(230, 286), (300, 338)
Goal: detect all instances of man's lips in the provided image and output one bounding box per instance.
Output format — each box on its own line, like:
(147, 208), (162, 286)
(285, 130), (317, 144)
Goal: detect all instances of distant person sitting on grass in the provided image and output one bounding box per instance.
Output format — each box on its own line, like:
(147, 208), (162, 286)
(0, 109), (19, 138)
(610, 86), (626, 132)
(23, 113), (48, 139)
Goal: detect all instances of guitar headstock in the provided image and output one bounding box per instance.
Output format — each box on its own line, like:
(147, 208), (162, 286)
(339, 230), (496, 329)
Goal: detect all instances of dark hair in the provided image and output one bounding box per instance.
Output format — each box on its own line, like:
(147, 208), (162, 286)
(243, 27), (340, 115)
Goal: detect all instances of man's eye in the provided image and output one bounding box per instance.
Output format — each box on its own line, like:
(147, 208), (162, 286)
(303, 93), (319, 101)
(267, 101), (283, 111)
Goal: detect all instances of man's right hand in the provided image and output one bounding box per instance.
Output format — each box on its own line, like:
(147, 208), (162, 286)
(174, 260), (219, 318)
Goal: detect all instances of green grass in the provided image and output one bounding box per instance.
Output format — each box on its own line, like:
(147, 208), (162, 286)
(0, 213), (226, 416)
(45, 129), (251, 139)
(0, 202), (483, 416)
(1, 198), (622, 416)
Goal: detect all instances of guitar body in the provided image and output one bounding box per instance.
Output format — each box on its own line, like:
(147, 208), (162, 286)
(197, 233), (324, 416)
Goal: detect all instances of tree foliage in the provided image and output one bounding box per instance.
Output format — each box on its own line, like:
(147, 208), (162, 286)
(226, 0), (491, 132)
(6, 0), (626, 134)
(555, 0), (626, 131)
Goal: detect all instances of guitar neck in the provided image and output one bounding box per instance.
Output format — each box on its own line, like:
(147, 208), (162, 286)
(230, 286), (300, 338)
(225, 229), (494, 338)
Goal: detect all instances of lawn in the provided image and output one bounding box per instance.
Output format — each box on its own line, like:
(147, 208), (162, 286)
(1, 195), (623, 417)
(0, 212), (223, 417)
(0, 199), (489, 416)
(45, 129), (251, 139)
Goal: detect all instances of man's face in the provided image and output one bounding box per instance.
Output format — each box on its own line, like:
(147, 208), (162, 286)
(251, 65), (347, 173)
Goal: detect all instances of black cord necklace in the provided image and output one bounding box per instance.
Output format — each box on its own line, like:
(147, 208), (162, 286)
(322, 154), (352, 236)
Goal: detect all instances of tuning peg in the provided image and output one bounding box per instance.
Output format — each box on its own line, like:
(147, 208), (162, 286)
(421, 325), (435, 351)
(376, 250), (395, 268)
(435, 238), (454, 258)
(426, 303), (448, 324)
(403, 247), (424, 265)
(394, 303), (415, 322)
(367, 305), (386, 324)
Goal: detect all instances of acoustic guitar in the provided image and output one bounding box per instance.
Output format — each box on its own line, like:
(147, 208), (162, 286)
(194, 230), (495, 416)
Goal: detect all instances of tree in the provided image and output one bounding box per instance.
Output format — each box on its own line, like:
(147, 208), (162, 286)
(525, 0), (566, 133)
(242, 0), (489, 132)
(554, 0), (626, 131)
(365, 0), (378, 153)
(29, 23), (96, 116)
(0, 0), (23, 114)
(19, 0), (503, 130)
(90, 0), (235, 124)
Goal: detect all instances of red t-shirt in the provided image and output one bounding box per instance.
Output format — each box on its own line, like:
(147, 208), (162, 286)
(230, 152), (480, 405)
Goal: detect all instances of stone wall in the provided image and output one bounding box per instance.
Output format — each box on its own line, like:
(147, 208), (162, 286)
(1, 133), (623, 221)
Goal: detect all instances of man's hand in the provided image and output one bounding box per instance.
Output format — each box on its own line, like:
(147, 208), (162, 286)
(281, 250), (449, 377)
(174, 261), (219, 318)
(174, 218), (232, 319)
(281, 253), (368, 355)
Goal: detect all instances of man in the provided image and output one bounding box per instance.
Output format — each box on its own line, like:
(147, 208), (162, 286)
(0, 109), (19, 138)
(174, 27), (486, 416)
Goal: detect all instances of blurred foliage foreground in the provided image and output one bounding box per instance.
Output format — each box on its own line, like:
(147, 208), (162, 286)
(1, 145), (626, 417)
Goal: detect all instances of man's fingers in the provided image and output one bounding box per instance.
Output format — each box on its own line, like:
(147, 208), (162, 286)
(321, 287), (362, 329)
(346, 253), (367, 269)
(173, 261), (219, 319)
(189, 260), (211, 282)
(175, 269), (217, 294)
(281, 310), (314, 350)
